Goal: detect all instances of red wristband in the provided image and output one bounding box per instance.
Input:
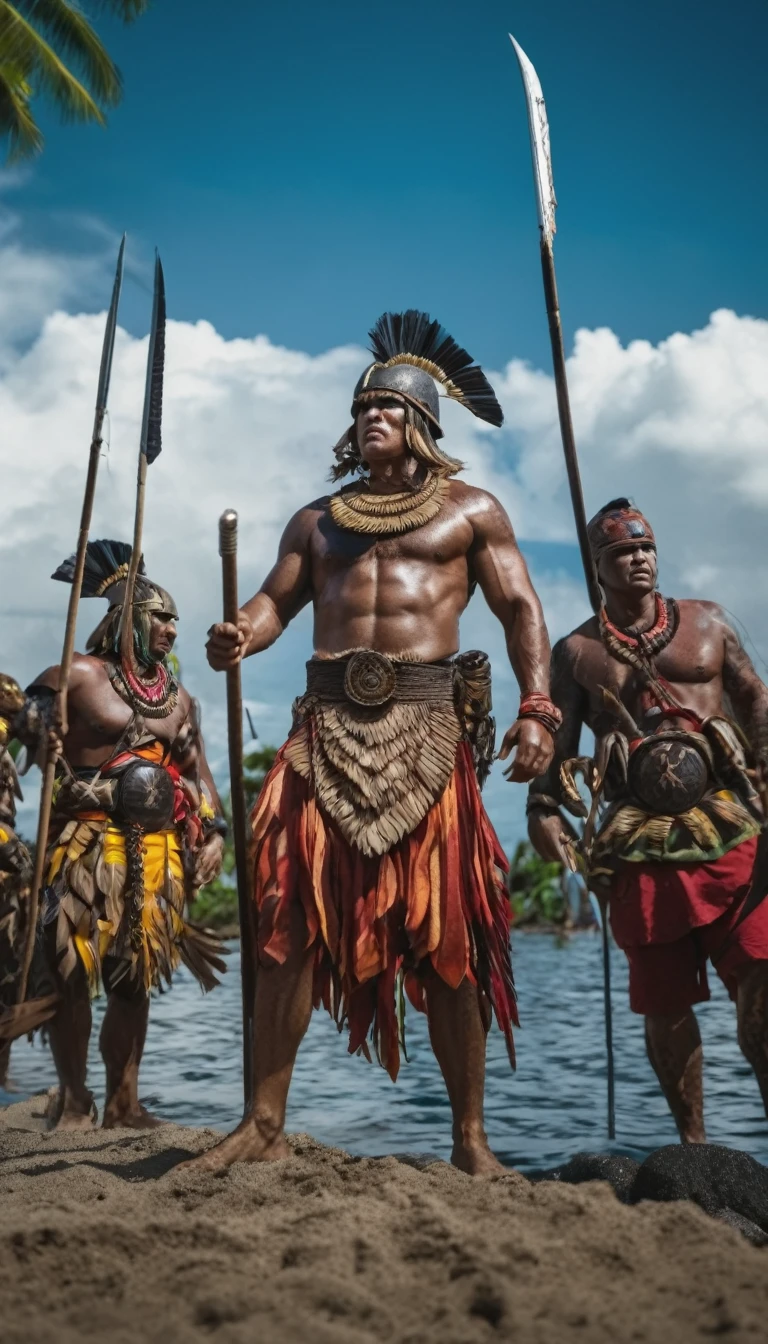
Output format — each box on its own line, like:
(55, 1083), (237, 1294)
(518, 693), (563, 736)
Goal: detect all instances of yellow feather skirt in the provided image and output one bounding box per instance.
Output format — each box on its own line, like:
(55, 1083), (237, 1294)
(45, 815), (223, 995)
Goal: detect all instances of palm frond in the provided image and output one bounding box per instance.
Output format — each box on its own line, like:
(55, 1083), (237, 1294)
(15, 0), (123, 105)
(0, 60), (42, 159)
(0, 4), (104, 127)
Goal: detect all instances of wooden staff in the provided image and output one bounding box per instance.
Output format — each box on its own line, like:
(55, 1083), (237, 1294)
(219, 509), (255, 1111)
(17, 237), (126, 1005)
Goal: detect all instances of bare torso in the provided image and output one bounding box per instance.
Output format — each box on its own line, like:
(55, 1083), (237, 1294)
(307, 482), (478, 658)
(32, 655), (192, 770)
(567, 600), (733, 734)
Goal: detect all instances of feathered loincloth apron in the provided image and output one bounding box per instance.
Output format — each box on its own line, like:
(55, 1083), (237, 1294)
(43, 736), (225, 995)
(251, 650), (517, 1080)
(0, 821), (31, 1008)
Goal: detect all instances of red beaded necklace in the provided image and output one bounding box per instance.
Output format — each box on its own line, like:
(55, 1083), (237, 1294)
(599, 593), (678, 662)
(108, 658), (179, 718)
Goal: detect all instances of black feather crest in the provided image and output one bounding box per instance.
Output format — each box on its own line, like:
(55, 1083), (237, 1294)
(51, 539), (145, 598)
(368, 310), (503, 427)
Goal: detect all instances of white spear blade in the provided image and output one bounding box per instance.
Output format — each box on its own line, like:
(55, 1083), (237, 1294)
(509, 33), (557, 246)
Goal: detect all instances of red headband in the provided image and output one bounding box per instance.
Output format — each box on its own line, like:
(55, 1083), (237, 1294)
(588, 503), (656, 559)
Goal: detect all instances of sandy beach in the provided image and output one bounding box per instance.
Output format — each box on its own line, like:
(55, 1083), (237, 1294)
(1, 1097), (766, 1344)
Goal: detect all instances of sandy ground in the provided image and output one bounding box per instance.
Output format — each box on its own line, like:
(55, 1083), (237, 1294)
(1, 1097), (766, 1344)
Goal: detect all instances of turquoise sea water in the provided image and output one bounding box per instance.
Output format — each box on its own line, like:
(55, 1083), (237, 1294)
(3, 934), (767, 1172)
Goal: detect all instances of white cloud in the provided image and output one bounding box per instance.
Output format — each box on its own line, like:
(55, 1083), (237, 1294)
(1, 226), (767, 845)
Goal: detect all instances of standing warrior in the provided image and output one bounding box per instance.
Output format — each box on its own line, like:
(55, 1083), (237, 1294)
(528, 499), (768, 1142)
(196, 311), (559, 1174)
(16, 541), (226, 1129)
(0, 675), (33, 1084)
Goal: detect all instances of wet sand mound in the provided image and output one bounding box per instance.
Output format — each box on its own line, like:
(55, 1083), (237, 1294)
(1, 1097), (766, 1343)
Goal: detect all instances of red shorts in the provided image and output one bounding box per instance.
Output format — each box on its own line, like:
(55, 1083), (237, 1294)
(609, 837), (768, 1016)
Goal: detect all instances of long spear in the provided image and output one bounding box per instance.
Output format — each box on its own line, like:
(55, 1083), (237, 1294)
(119, 252), (165, 674)
(16, 237), (126, 1007)
(509, 35), (615, 1138)
(219, 510), (255, 1111)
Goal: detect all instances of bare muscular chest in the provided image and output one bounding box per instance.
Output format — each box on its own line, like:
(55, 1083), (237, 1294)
(67, 674), (187, 753)
(311, 505), (473, 583)
(575, 608), (725, 725)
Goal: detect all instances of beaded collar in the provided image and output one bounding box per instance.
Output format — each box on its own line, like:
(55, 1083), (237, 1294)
(329, 471), (447, 536)
(599, 593), (679, 668)
(107, 658), (179, 719)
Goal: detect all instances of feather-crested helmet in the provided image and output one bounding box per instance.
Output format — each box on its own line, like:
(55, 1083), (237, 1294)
(52, 539), (177, 664)
(351, 310), (503, 440)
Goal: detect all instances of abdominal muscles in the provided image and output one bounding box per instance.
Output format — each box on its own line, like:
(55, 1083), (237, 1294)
(312, 553), (467, 661)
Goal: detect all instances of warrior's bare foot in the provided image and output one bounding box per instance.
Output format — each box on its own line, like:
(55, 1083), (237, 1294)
(178, 1117), (292, 1172)
(46, 1086), (98, 1131)
(451, 1137), (506, 1176)
(102, 1102), (164, 1130)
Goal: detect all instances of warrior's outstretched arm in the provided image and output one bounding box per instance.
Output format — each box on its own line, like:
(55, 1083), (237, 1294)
(206, 504), (319, 670)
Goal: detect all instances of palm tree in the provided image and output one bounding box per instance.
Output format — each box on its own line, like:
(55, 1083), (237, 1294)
(0, 1), (149, 161)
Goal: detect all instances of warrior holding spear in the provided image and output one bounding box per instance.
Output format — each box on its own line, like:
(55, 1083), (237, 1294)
(15, 257), (227, 1129)
(0, 674), (35, 1082)
(528, 502), (768, 1140)
(508, 35), (768, 1140)
(191, 309), (559, 1175)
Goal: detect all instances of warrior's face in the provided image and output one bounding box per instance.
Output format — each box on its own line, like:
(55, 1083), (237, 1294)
(148, 610), (177, 660)
(355, 395), (407, 467)
(599, 542), (658, 598)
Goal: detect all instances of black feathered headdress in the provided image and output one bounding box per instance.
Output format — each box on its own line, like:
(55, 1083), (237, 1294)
(52, 540), (177, 663)
(351, 310), (503, 438)
(52, 539), (145, 599)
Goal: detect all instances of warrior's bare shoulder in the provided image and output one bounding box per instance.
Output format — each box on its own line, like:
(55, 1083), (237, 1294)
(444, 479), (517, 538)
(555, 618), (604, 686)
(30, 653), (111, 694)
(676, 597), (733, 636)
(280, 496), (333, 550)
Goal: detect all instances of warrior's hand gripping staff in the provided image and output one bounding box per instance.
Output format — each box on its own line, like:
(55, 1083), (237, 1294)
(510, 36), (615, 1137)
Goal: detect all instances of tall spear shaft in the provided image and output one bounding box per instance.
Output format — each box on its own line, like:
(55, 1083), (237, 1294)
(219, 510), (255, 1111)
(509, 35), (615, 1138)
(509, 36), (602, 617)
(17, 237), (126, 1005)
(119, 252), (166, 673)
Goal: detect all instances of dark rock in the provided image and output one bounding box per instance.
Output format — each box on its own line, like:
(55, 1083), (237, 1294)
(631, 1144), (768, 1233)
(714, 1208), (768, 1247)
(531, 1152), (640, 1203)
(531, 1144), (768, 1243)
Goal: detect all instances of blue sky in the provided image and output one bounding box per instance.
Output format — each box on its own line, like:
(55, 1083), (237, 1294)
(4, 0), (768, 847)
(17, 0), (768, 367)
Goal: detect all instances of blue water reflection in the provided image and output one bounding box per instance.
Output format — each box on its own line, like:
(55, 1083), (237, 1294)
(4, 934), (767, 1172)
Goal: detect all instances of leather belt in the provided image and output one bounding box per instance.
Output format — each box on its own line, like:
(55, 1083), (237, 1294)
(306, 652), (455, 708)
